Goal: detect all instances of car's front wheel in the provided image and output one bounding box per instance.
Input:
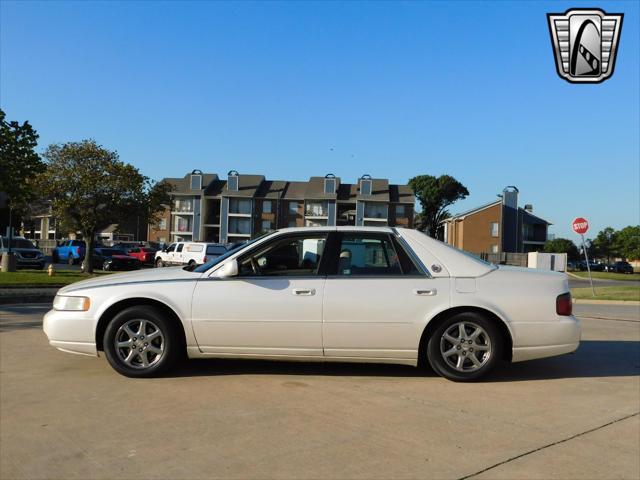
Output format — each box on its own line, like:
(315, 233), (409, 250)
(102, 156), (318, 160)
(103, 306), (180, 377)
(427, 312), (503, 381)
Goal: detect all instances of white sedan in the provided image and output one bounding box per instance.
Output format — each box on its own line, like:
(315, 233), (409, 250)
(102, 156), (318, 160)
(43, 227), (580, 381)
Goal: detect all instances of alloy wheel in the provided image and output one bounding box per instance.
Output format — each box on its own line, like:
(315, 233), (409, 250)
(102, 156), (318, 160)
(440, 321), (492, 372)
(114, 319), (165, 369)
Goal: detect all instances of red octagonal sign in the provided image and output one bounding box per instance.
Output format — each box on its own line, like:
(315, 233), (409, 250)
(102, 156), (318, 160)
(573, 217), (589, 235)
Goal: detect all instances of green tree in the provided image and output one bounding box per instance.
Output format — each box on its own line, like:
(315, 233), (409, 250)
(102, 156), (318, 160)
(0, 109), (44, 230)
(543, 238), (579, 261)
(37, 140), (170, 273)
(408, 175), (469, 237)
(592, 227), (619, 263)
(616, 225), (640, 260)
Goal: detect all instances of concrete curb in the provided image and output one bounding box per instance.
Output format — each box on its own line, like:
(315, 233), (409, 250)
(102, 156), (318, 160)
(573, 299), (640, 306)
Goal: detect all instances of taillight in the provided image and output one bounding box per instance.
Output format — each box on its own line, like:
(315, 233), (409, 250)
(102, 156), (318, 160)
(556, 292), (572, 316)
(203, 256), (207, 263)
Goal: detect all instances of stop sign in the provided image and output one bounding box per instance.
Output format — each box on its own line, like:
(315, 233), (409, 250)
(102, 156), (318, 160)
(572, 217), (589, 235)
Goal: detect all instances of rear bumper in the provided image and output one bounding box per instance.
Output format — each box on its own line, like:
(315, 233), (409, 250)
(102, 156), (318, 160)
(511, 316), (581, 362)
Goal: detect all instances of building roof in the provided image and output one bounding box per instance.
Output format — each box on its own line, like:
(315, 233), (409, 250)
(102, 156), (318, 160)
(255, 180), (288, 199)
(389, 184), (415, 204)
(336, 183), (359, 203)
(282, 181), (307, 200)
(305, 176), (340, 200)
(444, 200), (502, 222)
(520, 208), (552, 225)
(221, 174), (265, 197)
(357, 178), (390, 202)
(164, 172), (219, 193)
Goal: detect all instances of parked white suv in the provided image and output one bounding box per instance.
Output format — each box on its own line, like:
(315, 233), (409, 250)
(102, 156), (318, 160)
(155, 242), (227, 268)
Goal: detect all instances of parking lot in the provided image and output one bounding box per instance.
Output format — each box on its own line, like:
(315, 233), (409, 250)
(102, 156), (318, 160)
(1, 303), (639, 480)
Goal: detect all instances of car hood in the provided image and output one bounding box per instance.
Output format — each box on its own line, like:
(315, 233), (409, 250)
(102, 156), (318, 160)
(59, 266), (202, 294)
(2, 248), (42, 254)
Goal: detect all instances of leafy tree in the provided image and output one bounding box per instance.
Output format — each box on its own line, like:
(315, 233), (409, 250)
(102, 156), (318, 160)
(37, 140), (170, 273)
(592, 227), (619, 263)
(408, 175), (469, 237)
(543, 238), (579, 261)
(616, 225), (640, 261)
(0, 109), (43, 230)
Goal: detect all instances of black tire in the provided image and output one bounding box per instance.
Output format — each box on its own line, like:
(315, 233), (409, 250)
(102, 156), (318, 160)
(103, 305), (181, 378)
(426, 312), (503, 382)
(188, 260), (196, 269)
(103, 261), (111, 271)
(155, 258), (164, 268)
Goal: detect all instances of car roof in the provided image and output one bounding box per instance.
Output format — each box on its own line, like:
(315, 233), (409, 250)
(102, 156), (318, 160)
(275, 226), (395, 234)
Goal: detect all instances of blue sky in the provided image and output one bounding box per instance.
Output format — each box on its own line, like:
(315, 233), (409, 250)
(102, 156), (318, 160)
(1, 0), (638, 240)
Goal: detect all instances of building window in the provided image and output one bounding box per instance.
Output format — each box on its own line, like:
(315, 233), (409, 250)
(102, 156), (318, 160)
(158, 218), (167, 230)
(229, 198), (251, 215)
(305, 201), (328, 217)
(261, 220), (273, 232)
(174, 216), (192, 232)
(227, 171), (239, 191)
(288, 220), (297, 228)
(364, 202), (387, 219)
(190, 174), (202, 190)
(229, 217), (251, 235)
(305, 219), (327, 227)
(491, 222), (499, 237)
(491, 245), (499, 253)
(395, 205), (405, 218)
(324, 178), (336, 194)
(360, 177), (372, 196)
(174, 198), (193, 212)
(289, 201), (299, 214)
(263, 201), (272, 214)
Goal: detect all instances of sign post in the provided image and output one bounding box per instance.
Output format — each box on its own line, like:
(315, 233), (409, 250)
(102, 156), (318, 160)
(572, 217), (595, 296)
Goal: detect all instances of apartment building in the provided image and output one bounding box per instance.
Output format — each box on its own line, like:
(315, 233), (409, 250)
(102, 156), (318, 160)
(149, 170), (415, 244)
(441, 186), (551, 255)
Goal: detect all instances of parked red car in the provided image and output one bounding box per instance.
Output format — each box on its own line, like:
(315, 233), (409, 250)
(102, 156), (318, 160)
(125, 247), (157, 265)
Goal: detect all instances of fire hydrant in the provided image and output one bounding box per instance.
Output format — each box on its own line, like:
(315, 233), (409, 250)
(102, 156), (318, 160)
(47, 263), (56, 277)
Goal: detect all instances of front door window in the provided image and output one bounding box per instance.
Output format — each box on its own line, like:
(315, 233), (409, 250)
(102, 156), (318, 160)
(238, 234), (327, 276)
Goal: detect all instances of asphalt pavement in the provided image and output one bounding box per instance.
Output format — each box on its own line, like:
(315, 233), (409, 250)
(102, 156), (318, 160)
(1, 303), (638, 480)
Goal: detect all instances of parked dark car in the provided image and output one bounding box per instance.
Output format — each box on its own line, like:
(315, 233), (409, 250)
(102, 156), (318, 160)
(0, 236), (46, 269)
(577, 260), (605, 272)
(125, 246), (157, 265)
(92, 248), (141, 271)
(605, 261), (634, 274)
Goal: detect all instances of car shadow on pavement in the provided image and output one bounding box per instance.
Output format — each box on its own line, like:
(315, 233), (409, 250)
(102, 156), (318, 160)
(166, 340), (640, 381)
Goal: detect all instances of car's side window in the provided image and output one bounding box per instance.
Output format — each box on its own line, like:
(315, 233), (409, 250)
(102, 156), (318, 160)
(176, 244), (184, 253)
(238, 234), (327, 277)
(166, 244), (176, 253)
(336, 234), (402, 276)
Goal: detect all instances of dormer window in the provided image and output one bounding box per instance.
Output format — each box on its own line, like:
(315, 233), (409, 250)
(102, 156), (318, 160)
(228, 170), (239, 191)
(190, 169), (202, 190)
(360, 174), (372, 196)
(324, 173), (336, 194)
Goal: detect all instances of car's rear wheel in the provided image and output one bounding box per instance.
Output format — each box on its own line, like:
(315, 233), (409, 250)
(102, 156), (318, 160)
(103, 306), (180, 377)
(155, 258), (164, 268)
(103, 261), (111, 271)
(427, 312), (502, 381)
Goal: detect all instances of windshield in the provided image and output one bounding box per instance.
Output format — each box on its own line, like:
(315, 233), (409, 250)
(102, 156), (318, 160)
(192, 233), (273, 273)
(1, 238), (37, 249)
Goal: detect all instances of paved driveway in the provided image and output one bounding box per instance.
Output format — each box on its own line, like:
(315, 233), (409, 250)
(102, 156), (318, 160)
(1, 304), (638, 480)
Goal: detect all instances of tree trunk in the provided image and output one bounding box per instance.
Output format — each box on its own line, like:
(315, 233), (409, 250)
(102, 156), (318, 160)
(83, 230), (94, 273)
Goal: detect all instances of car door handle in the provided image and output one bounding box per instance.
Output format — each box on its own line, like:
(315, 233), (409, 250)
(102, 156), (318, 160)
(414, 289), (437, 296)
(293, 288), (316, 296)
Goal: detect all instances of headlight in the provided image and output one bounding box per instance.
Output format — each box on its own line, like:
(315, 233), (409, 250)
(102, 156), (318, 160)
(53, 295), (91, 311)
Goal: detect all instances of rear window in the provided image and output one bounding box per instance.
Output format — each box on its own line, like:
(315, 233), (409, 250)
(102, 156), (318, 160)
(206, 245), (227, 255)
(99, 249), (125, 256)
(141, 248), (155, 253)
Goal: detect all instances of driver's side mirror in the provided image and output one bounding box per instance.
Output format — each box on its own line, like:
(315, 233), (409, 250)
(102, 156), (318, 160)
(162, 246), (168, 252)
(211, 259), (238, 278)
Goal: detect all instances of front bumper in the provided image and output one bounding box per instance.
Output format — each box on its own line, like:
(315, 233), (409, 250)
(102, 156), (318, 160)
(511, 315), (581, 362)
(43, 309), (97, 356)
